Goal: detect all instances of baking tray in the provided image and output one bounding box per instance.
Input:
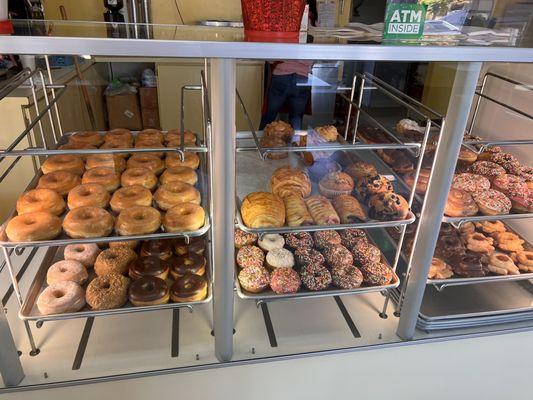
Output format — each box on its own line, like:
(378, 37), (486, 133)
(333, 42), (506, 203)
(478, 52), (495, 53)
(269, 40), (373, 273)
(234, 234), (400, 303)
(0, 135), (211, 248)
(19, 244), (213, 322)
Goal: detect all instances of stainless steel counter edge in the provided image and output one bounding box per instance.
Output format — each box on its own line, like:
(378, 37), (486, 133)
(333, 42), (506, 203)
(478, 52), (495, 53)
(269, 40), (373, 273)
(2, 36), (533, 62)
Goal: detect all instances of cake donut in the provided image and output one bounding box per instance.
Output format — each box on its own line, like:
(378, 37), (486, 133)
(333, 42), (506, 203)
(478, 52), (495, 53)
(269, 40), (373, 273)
(62, 207), (114, 238)
(86, 273), (130, 310)
(67, 183), (110, 209)
(270, 267), (300, 294)
(16, 188), (65, 216)
(128, 276), (169, 306)
(258, 234), (285, 252)
(104, 128), (133, 144)
(64, 243), (101, 268)
(46, 260), (88, 285)
(94, 246), (137, 276)
(86, 154), (126, 173)
(234, 228), (258, 248)
(6, 212), (62, 242)
(236, 245), (264, 269)
(238, 265), (270, 293)
(351, 240), (381, 267)
(137, 129), (164, 143)
(331, 264), (363, 289)
(170, 274), (207, 302)
(37, 281), (86, 315)
(265, 248), (295, 270)
(300, 263), (332, 291)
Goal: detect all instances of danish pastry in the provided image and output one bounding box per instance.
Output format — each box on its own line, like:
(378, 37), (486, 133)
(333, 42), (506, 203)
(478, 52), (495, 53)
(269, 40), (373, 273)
(331, 194), (367, 223)
(283, 193), (314, 227)
(241, 192), (285, 228)
(304, 195), (340, 225)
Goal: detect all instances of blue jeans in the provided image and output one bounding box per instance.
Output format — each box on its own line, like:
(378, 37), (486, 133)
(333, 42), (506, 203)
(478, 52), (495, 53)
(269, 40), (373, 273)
(259, 73), (310, 131)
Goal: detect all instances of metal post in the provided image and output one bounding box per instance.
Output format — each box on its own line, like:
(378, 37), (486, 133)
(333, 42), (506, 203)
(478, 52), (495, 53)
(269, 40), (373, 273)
(211, 58), (236, 361)
(396, 62), (482, 340)
(0, 306), (24, 386)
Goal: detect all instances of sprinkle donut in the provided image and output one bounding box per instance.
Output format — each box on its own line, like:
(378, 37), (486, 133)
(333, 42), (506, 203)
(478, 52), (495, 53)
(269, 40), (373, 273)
(300, 263), (332, 291)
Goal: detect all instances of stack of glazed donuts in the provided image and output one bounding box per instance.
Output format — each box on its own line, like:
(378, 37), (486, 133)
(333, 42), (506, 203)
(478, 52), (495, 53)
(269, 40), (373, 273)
(5, 129), (206, 243)
(235, 228), (394, 295)
(36, 237), (209, 315)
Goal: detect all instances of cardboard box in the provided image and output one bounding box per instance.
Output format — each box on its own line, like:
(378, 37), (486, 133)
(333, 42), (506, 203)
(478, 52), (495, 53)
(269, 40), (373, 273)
(106, 94), (142, 130)
(139, 87), (159, 110)
(141, 107), (161, 129)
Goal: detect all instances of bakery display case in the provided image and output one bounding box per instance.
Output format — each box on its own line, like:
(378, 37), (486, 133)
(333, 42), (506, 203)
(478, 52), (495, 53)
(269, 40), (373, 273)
(0, 18), (532, 393)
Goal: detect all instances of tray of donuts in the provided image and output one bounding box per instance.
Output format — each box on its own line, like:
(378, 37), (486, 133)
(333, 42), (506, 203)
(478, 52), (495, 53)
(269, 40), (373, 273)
(234, 228), (399, 300)
(19, 237), (212, 321)
(236, 163), (415, 235)
(0, 129), (210, 247)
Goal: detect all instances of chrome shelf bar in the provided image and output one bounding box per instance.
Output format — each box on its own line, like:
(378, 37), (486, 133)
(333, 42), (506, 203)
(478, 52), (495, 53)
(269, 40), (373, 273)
(442, 212), (533, 228)
(0, 68), (34, 101)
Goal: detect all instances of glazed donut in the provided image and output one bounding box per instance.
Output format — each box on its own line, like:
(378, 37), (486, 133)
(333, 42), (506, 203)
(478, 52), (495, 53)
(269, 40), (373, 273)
(140, 240), (173, 260)
(170, 274), (207, 302)
(173, 236), (205, 256)
(234, 228), (258, 249)
(236, 245), (264, 269)
(238, 265), (270, 293)
(42, 155), (84, 176)
(94, 246), (137, 276)
(469, 161), (506, 181)
(37, 281), (85, 315)
(331, 264), (363, 289)
(6, 212), (62, 242)
(136, 129), (164, 144)
(169, 253), (206, 279)
(472, 189), (511, 216)
(85, 154), (126, 173)
(444, 189), (478, 217)
(487, 252), (519, 275)
(129, 256), (169, 280)
(127, 154), (165, 175)
(129, 276), (169, 306)
(165, 129), (196, 145)
(134, 139), (165, 158)
(163, 203), (205, 232)
(62, 206), (114, 238)
(516, 251), (533, 272)
(68, 131), (104, 147)
(115, 206), (161, 236)
(99, 140), (132, 157)
(368, 192), (410, 221)
(300, 263), (332, 291)
(154, 181), (201, 211)
(493, 231), (525, 253)
(37, 170), (81, 197)
(64, 243), (101, 268)
(474, 220), (506, 235)
(258, 234), (285, 252)
(452, 173), (490, 193)
(165, 152), (200, 170)
(82, 167), (120, 192)
(86, 273), (130, 310)
(47, 260), (88, 285)
(104, 128), (133, 144)
(121, 167), (158, 191)
(464, 232), (494, 254)
(67, 183), (110, 209)
(160, 166), (198, 186)
(110, 185), (153, 213)
(270, 267), (301, 294)
(16, 188), (65, 216)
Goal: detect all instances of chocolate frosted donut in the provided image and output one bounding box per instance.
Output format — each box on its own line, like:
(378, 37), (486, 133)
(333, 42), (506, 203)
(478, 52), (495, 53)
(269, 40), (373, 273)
(359, 262), (393, 286)
(294, 247), (324, 268)
(128, 256), (169, 280)
(284, 232), (314, 250)
(300, 263), (331, 291)
(324, 244), (353, 269)
(453, 252), (485, 277)
(331, 264), (363, 289)
(174, 236), (206, 256)
(313, 230), (341, 250)
(140, 239), (173, 260)
(435, 234), (465, 262)
(128, 276), (169, 306)
(169, 253), (206, 279)
(170, 274), (207, 302)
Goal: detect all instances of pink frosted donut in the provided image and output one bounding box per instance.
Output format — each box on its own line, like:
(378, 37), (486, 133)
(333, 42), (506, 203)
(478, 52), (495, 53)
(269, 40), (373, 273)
(37, 281), (86, 315)
(47, 260), (88, 285)
(63, 243), (101, 268)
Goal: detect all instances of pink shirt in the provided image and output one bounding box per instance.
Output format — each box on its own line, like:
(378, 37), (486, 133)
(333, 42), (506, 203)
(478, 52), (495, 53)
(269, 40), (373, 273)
(272, 61), (313, 77)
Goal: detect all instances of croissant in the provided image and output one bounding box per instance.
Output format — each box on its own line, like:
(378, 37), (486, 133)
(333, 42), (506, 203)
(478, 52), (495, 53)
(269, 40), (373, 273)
(270, 166), (312, 199)
(332, 194), (367, 223)
(283, 193), (314, 227)
(241, 192), (285, 228)
(305, 195), (340, 225)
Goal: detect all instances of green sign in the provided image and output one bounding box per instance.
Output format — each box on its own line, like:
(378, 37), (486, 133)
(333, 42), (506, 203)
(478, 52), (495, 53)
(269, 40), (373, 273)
(383, 3), (427, 40)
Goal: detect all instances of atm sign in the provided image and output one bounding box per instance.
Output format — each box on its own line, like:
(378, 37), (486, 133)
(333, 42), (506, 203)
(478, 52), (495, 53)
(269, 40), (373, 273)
(383, 3), (427, 39)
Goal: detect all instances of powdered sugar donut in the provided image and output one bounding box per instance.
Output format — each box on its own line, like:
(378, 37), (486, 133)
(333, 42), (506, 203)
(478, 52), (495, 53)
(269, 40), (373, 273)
(258, 234), (285, 252)
(63, 243), (101, 268)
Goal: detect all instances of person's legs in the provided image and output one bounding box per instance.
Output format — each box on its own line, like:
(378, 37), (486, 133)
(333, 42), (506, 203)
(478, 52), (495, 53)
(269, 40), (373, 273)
(287, 74), (311, 130)
(259, 74), (291, 130)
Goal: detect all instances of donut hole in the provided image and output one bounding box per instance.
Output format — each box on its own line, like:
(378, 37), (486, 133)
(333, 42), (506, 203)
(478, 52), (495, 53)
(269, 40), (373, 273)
(74, 247), (84, 253)
(102, 283), (111, 290)
(80, 189), (91, 197)
(59, 267), (67, 273)
(52, 290), (64, 298)
(24, 219), (36, 225)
